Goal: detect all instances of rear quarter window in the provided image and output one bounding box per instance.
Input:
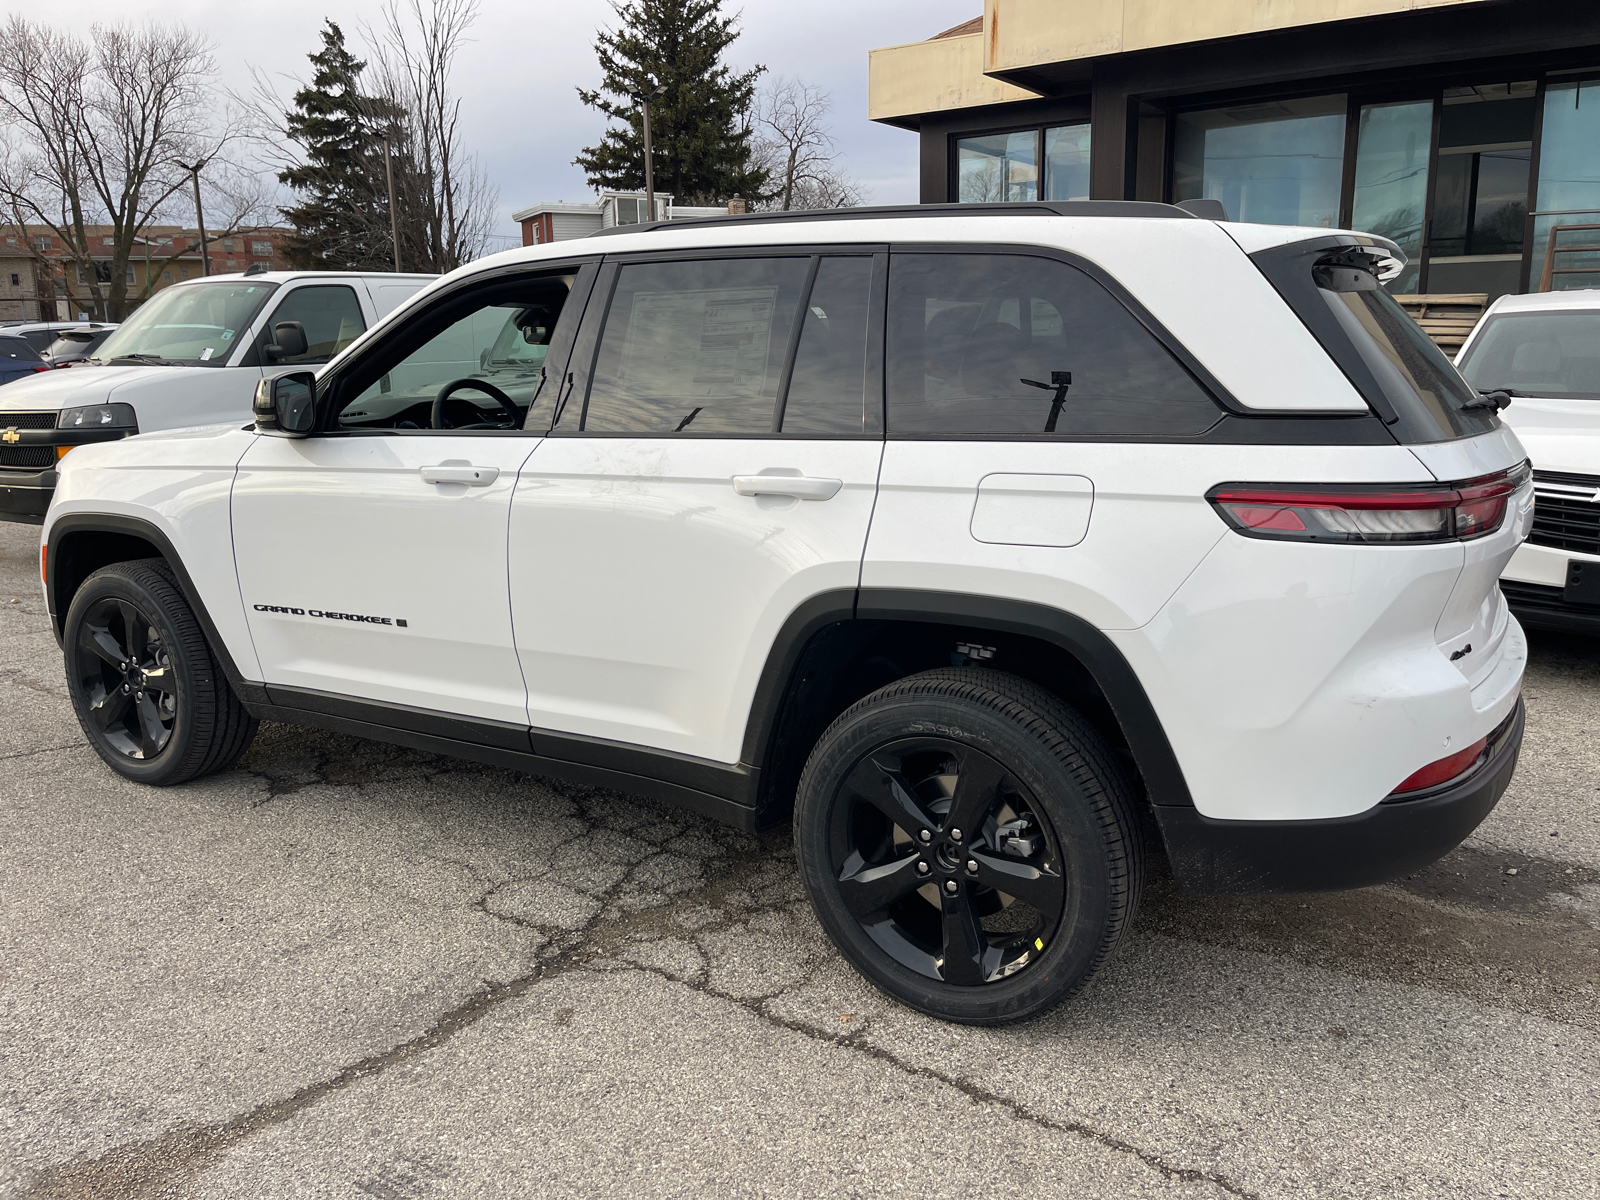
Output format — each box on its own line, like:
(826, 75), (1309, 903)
(885, 252), (1223, 437)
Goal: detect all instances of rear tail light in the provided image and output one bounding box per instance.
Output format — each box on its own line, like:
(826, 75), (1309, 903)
(1392, 736), (1488, 794)
(32, 365), (49, 373)
(1207, 462), (1529, 544)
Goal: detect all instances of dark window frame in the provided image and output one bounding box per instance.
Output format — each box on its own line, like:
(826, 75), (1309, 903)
(311, 257), (602, 438)
(551, 244), (890, 441)
(881, 241), (1243, 442)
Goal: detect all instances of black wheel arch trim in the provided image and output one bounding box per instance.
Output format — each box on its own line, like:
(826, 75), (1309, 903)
(44, 513), (265, 703)
(742, 587), (1195, 810)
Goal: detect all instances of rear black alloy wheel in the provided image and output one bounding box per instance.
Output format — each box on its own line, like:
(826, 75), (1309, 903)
(831, 739), (1065, 987)
(63, 559), (258, 785)
(796, 668), (1143, 1025)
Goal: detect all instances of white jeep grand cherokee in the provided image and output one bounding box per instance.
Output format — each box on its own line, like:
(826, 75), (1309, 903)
(38, 202), (1533, 1024)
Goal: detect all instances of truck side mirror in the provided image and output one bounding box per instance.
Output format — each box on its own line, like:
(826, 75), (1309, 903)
(253, 371), (318, 436)
(265, 320), (308, 362)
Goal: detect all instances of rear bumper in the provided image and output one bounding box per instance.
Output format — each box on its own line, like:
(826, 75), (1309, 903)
(1154, 698), (1523, 894)
(0, 469), (53, 524)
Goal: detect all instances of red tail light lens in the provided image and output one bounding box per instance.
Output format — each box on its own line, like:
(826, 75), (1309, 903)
(1208, 462), (1529, 544)
(1392, 736), (1488, 794)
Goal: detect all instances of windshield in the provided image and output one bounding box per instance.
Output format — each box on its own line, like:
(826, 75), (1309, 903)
(92, 281), (279, 366)
(1458, 310), (1600, 400)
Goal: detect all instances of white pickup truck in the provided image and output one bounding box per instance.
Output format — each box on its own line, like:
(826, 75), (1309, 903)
(0, 270), (434, 523)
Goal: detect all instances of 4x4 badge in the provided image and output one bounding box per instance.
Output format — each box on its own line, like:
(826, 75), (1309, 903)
(1, 428), (18, 444)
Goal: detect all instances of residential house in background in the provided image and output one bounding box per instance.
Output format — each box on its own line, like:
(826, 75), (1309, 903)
(869, 0), (1600, 300)
(0, 226), (291, 320)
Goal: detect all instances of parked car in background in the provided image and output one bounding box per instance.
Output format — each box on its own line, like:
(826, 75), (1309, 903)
(1457, 290), (1600, 633)
(0, 334), (51, 385)
(4, 322), (115, 360)
(0, 270), (436, 523)
(42, 326), (117, 368)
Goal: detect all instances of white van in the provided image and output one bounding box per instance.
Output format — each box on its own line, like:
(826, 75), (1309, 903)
(0, 270), (434, 522)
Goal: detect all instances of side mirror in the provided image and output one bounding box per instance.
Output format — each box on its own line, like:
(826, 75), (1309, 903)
(264, 320), (308, 362)
(253, 371), (318, 436)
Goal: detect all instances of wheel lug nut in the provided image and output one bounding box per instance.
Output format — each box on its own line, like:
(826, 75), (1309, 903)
(965, 859), (978, 874)
(949, 828), (963, 842)
(943, 879), (958, 895)
(916, 861), (930, 876)
(917, 829), (932, 843)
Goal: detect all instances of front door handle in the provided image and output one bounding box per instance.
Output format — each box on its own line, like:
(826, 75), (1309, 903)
(421, 463), (500, 487)
(732, 471), (842, 501)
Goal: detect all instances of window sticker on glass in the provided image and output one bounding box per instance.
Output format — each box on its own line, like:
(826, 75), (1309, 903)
(199, 347), (213, 361)
(623, 287), (778, 397)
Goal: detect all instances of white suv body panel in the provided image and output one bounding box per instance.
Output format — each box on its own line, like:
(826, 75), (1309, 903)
(46, 424), (264, 680)
(509, 437), (883, 762)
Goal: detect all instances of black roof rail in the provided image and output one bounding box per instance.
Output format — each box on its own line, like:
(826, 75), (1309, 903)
(587, 199), (1200, 238)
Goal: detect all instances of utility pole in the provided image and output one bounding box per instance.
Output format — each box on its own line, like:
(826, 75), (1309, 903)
(630, 82), (667, 221)
(383, 136), (402, 272)
(175, 159), (209, 276)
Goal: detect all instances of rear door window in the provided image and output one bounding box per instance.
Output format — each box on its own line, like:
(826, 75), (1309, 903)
(580, 257), (810, 434)
(1458, 311), (1600, 400)
(885, 252), (1222, 437)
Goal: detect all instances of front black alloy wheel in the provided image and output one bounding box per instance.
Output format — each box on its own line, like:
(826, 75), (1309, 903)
(796, 668), (1144, 1025)
(74, 595), (177, 760)
(64, 559), (258, 785)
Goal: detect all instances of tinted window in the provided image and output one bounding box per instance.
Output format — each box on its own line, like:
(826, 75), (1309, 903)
(780, 256), (875, 434)
(0, 336), (43, 361)
(1458, 311), (1600, 400)
(338, 273), (577, 430)
(886, 253), (1221, 436)
(582, 257), (808, 434)
(263, 285), (365, 365)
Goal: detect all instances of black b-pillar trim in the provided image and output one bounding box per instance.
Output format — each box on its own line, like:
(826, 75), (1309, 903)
(853, 588), (1195, 808)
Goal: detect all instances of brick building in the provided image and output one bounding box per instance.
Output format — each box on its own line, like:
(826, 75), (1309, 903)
(0, 225), (292, 320)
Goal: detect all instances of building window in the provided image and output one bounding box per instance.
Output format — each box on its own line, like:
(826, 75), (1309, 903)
(34, 237), (50, 252)
(251, 240), (272, 256)
(162, 270), (171, 283)
(1173, 95), (1346, 227)
(1532, 77), (1600, 290)
(956, 124), (1090, 203)
(1351, 100), (1433, 294)
(222, 239), (235, 252)
(180, 265), (189, 278)
(8, 274), (17, 287)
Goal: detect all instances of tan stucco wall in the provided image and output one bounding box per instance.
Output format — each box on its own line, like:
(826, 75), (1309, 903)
(983, 0), (1490, 72)
(867, 32), (1041, 124)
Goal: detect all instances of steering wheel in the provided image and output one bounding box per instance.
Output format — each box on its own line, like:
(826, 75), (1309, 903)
(430, 378), (521, 430)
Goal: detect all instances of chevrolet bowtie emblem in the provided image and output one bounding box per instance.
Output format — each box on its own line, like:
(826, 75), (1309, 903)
(1, 427), (19, 444)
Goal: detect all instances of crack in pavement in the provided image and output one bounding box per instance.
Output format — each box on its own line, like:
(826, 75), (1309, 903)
(18, 783), (1259, 1200)
(0, 743), (79, 762)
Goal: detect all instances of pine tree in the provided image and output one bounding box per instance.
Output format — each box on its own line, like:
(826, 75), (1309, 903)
(278, 22), (396, 271)
(575, 0), (768, 205)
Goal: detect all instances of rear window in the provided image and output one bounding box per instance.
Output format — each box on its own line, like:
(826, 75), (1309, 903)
(0, 336), (43, 361)
(1458, 311), (1600, 400)
(1251, 237), (1499, 443)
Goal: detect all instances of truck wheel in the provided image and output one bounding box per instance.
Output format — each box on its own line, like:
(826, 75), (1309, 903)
(794, 668), (1144, 1025)
(63, 559), (258, 786)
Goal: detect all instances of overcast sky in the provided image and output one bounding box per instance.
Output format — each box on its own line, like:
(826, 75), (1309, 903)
(61, 0), (978, 239)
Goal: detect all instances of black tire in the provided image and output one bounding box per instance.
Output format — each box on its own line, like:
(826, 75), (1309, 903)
(794, 668), (1144, 1025)
(63, 558), (258, 785)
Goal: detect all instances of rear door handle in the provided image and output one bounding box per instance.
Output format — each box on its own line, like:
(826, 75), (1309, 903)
(732, 471), (842, 501)
(421, 463), (500, 487)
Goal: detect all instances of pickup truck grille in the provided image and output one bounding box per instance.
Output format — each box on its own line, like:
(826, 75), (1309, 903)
(0, 445), (55, 469)
(1530, 470), (1600, 556)
(0, 411), (57, 430)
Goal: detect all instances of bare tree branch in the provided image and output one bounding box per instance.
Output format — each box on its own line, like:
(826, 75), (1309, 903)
(749, 77), (866, 212)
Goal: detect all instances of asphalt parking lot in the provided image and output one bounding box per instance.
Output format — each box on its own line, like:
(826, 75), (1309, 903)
(0, 518), (1596, 1200)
